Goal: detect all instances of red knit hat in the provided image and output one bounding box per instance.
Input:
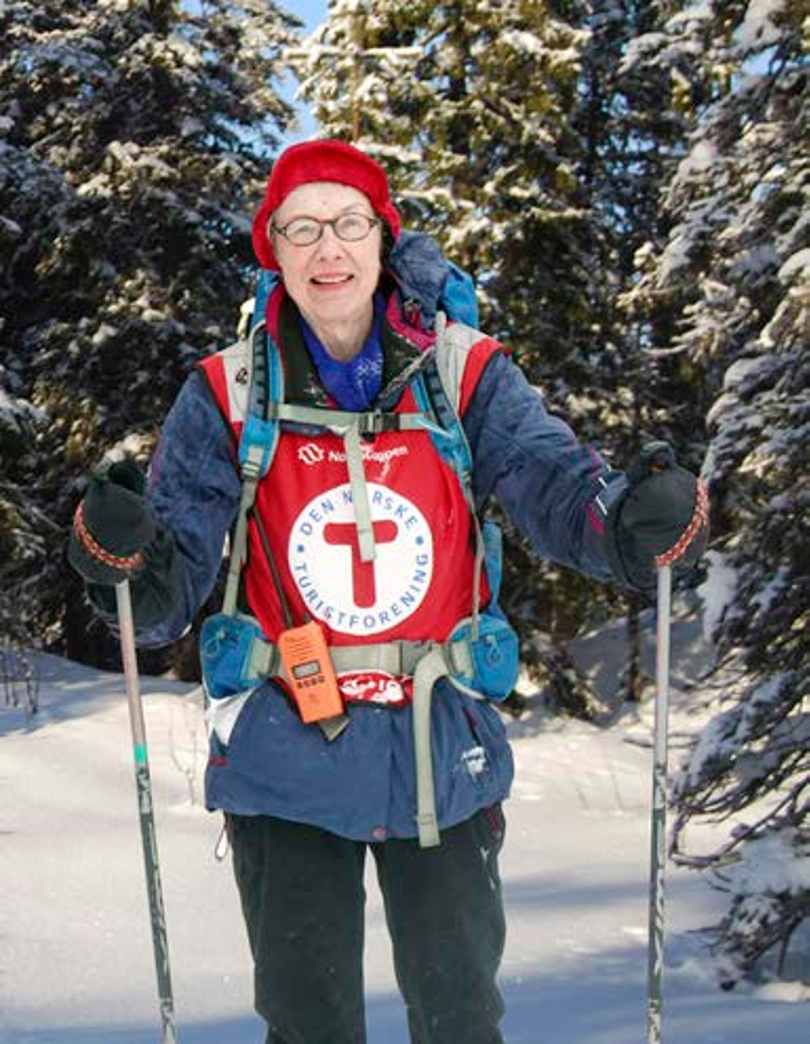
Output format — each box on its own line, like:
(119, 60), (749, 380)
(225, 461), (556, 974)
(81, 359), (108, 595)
(252, 139), (402, 270)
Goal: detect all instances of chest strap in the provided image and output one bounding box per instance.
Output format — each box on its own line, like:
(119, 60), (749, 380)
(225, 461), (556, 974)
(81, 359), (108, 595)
(268, 401), (428, 563)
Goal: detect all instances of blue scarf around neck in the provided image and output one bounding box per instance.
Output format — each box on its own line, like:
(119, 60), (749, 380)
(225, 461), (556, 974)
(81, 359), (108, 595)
(299, 292), (385, 411)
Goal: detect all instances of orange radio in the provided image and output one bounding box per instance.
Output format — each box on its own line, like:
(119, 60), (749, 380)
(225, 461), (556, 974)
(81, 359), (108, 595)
(277, 621), (344, 724)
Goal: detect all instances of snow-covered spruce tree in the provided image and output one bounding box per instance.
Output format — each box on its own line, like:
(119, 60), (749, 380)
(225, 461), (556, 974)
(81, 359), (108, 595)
(0, 0), (300, 664)
(577, 0), (706, 447)
(572, 0), (711, 700)
(0, 371), (49, 649)
(626, 1), (810, 982)
(293, 2), (626, 714)
(294, 1), (594, 365)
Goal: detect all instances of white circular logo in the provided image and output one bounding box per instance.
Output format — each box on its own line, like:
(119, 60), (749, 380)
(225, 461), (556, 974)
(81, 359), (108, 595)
(288, 483), (433, 636)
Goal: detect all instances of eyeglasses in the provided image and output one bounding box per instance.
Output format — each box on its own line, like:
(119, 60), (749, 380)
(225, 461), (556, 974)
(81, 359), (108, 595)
(270, 212), (381, 247)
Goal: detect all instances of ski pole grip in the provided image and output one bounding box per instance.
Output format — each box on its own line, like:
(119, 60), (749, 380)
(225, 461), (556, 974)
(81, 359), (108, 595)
(637, 440), (675, 477)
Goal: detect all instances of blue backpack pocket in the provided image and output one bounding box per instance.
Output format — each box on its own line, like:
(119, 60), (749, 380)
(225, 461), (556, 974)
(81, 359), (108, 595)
(199, 612), (275, 700)
(450, 611), (520, 702)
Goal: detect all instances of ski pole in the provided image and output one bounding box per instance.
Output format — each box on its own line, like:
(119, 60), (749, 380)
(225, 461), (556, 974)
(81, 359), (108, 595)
(115, 580), (178, 1044)
(646, 563), (672, 1044)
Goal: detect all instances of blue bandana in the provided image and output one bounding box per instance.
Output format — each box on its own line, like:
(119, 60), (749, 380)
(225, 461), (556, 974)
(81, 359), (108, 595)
(300, 293), (385, 411)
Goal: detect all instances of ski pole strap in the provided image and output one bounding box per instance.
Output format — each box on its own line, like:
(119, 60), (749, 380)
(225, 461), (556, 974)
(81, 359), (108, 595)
(654, 479), (709, 567)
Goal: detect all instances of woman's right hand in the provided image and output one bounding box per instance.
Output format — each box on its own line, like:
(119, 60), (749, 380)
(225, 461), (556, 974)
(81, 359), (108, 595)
(68, 459), (156, 586)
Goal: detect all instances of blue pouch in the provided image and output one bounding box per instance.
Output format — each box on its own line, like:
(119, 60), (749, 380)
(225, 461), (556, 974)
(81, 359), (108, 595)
(450, 610), (520, 702)
(199, 612), (275, 700)
(449, 519), (519, 701)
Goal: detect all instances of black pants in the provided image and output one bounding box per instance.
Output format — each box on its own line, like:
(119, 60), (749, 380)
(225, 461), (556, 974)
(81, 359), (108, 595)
(228, 808), (507, 1044)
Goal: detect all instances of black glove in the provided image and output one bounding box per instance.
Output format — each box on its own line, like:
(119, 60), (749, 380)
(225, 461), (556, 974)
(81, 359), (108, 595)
(68, 459), (156, 586)
(605, 441), (708, 599)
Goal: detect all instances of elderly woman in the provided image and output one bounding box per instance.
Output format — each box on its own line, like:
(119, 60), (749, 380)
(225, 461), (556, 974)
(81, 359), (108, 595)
(70, 139), (706, 1044)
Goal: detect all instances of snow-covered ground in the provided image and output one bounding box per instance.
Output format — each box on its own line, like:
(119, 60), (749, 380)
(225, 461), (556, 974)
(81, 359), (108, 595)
(1, 609), (807, 1043)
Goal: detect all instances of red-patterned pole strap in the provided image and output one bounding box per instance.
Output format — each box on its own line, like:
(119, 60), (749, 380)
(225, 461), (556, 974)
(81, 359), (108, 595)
(654, 479), (709, 568)
(73, 501), (145, 573)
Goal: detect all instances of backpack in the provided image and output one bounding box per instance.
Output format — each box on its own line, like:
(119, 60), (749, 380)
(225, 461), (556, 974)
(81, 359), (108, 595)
(214, 231), (517, 675)
(199, 236), (519, 847)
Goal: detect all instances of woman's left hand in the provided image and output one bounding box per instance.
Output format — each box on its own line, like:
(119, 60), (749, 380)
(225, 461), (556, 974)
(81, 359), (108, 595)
(605, 442), (709, 598)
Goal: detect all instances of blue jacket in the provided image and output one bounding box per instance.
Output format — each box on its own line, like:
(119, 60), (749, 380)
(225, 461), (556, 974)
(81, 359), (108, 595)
(132, 260), (625, 842)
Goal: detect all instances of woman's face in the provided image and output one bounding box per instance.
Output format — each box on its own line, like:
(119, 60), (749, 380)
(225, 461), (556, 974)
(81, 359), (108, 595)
(271, 181), (383, 351)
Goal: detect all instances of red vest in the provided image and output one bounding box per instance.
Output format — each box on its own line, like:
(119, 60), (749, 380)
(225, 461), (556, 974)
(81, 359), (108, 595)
(200, 298), (500, 648)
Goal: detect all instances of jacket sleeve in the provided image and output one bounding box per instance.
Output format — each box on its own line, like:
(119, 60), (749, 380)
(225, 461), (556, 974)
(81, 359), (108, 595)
(122, 369), (241, 645)
(463, 350), (626, 581)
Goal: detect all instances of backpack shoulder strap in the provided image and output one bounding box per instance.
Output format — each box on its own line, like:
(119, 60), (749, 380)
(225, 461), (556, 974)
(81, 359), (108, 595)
(412, 313), (492, 629)
(230, 293), (487, 619)
(432, 311), (483, 416)
(220, 320), (283, 616)
(236, 320), (284, 477)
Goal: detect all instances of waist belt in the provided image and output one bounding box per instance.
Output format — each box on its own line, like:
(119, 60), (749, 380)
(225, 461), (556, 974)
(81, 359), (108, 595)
(246, 633), (474, 849)
(249, 633), (472, 680)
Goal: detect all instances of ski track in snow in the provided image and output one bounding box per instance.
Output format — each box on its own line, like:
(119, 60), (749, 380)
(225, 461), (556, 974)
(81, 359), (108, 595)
(0, 648), (807, 1043)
